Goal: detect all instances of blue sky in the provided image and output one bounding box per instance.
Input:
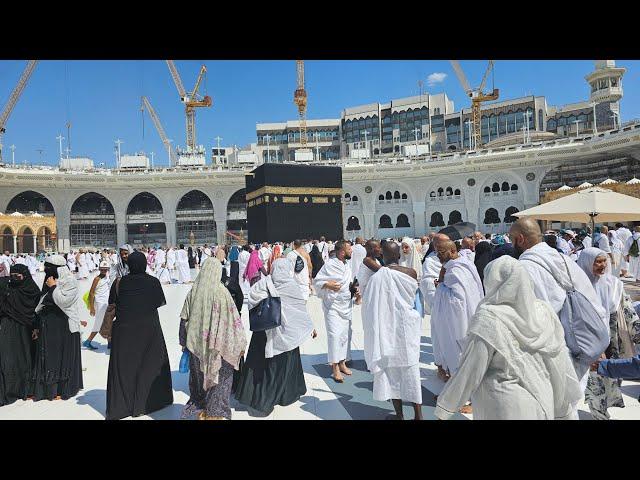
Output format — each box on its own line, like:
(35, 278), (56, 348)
(1, 60), (638, 167)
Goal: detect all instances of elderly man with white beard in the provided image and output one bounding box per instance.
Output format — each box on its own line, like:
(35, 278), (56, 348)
(431, 239), (484, 387)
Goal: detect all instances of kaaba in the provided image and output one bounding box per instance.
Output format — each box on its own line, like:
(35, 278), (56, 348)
(245, 163), (343, 243)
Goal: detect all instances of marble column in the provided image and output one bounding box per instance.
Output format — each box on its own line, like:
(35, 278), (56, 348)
(412, 201), (426, 237)
(165, 220), (176, 246)
(214, 214), (227, 245)
(32, 235), (37, 254)
(13, 235), (17, 254)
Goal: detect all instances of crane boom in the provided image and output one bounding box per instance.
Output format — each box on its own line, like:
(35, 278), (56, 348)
(449, 60), (472, 95)
(141, 96), (177, 165)
(478, 60), (494, 94)
(0, 60), (38, 164)
(166, 60), (187, 100)
(191, 65), (207, 100)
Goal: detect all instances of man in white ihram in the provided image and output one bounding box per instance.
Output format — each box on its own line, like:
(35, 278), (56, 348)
(510, 218), (607, 418)
(259, 242), (272, 265)
(364, 241), (423, 420)
(175, 243), (191, 284)
(349, 237), (367, 282)
(166, 246), (176, 283)
(313, 240), (360, 383)
(431, 239), (484, 389)
(623, 226), (640, 281)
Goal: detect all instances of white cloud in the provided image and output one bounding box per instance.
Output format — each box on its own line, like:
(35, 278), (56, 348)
(427, 72), (447, 87)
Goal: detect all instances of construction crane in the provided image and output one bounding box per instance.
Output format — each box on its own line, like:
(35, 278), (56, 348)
(141, 96), (177, 165)
(293, 60), (308, 147)
(0, 60), (38, 164)
(449, 60), (499, 150)
(166, 60), (212, 151)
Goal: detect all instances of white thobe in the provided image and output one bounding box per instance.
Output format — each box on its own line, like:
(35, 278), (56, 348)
(582, 236), (593, 249)
(349, 244), (367, 282)
(431, 256), (484, 375)
(154, 249), (171, 284)
(624, 233), (640, 281)
(313, 258), (353, 364)
(176, 249), (191, 283)
(419, 252), (441, 320)
(364, 267), (422, 404)
(286, 250), (310, 300)
(26, 255), (38, 276)
(77, 253), (89, 279)
(617, 228), (632, 270)
(318, 241), (329, 262)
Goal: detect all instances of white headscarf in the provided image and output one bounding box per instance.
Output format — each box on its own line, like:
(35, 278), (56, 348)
(468, 256), (582, 418)
(577, 247), (623, 315)
(400, 236), (422, 280)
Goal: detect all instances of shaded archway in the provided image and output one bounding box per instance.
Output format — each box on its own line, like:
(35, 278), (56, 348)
(396, 214), (410, 228)
(483, 208), (501, 224)
(346, 216), (361, 231)
(1, 226), (14, 253)
(17, 226), (34, 253)
(379, 215), (392, 229)
(448, 210), (463, 225)
(37, 226), (55, 252)
(227, 189), (247, 239)
(70, 192), (116, 248)
(504, 206), (519, 224)
(177, 190), (216, 245)
(6, 191), (55, 216)
(126, 192), (166, 245)
(430, 212), (445, 228)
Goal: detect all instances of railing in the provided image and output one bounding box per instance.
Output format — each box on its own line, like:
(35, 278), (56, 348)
(3, 120), (640, 175)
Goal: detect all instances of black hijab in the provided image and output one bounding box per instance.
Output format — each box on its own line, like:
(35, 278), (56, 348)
(491, 244), (517, 261)
(127, 251), (148, 274)
(223, 262), (243, 312)
(310, 245), (324, 278)
(0, 264), (42, 327)
(473, 241), (494, 284)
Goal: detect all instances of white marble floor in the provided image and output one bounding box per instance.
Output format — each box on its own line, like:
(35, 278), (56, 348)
(3, 269), (640, 420)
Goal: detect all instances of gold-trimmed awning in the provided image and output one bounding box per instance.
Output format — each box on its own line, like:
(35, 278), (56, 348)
(246, 186), (342, 202)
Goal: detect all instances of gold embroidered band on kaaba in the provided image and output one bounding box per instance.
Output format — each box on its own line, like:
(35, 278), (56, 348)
(246, 186), (343, 202)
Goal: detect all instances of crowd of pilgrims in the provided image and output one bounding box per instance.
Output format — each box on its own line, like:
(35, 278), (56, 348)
(2, 221), (640, 420)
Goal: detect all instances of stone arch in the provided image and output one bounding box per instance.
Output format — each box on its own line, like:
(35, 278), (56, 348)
(373, 180), (414, 204)
(504, 206), (520, 224)
(430, 212), (445, 228)
(37, 225), (55, 251)
(448, 210), (463, 225)
(379, 214), (393, 229)
(5, 190), (55, 216)
(16, 225), (34, 253)
(483, 208), (501, 224)
(70, 192), (116, 248)
(226, 188), (247, 240)
(1, 226), (14, 253)
(346, 215), (361, 231)
(176, 190), (216, 245)
(126, 192), (166, 246)
(396, 213), (410, 228)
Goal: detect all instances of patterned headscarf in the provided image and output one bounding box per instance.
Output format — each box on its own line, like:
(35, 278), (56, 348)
(181, 258), (247, 389)
(243, 249), (263, 281)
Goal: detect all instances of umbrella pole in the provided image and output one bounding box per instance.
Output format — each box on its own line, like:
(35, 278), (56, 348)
(590, 213), (596, 233)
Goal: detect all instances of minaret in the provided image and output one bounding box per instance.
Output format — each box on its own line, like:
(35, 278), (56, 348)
(585, 60), (626, 129)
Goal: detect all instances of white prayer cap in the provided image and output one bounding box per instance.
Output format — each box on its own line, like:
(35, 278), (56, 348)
(565, 230), (576, 237)
(99, 261), (110, 268)
(47, 254), (67, 266)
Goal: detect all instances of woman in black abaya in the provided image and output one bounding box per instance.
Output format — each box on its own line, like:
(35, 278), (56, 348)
(309, 244), (324, 279)
(0, 265), (41, 406)
(106, 251), (173, 420)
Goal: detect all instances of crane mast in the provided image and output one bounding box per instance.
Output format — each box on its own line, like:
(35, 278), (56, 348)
(141, 96), (177, 165)
(449, 60), (499, 149)
(166, 61), (212, 152)
(0, 60), (38, 164)
(293, 60), (308, 147)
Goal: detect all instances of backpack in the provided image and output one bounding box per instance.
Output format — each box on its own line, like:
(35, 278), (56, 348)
(294, 254), (305, 273)
(526, 254), (609, 364)
(629, 238), (640, 258)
